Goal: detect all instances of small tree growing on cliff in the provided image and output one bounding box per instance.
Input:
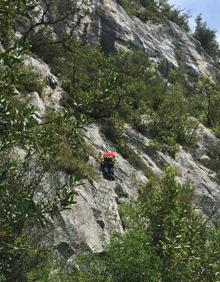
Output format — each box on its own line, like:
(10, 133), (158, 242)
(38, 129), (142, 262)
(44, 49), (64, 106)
(189, 76), (220, 130)
(193, 14), (220, 63)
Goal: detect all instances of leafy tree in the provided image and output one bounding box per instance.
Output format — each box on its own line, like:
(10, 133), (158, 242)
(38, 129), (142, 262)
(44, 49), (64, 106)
(193, 14), (220, 62)
(148, 84), (198, 154)
(60, 43), (127, 121)
(189, 76), (220, 130)
(15, 64), (46, 96)
(159, 0), (190, 32)
(0, 75), (75, 281)
(168, 59), (199, 97)
(1, 1), (219, 281)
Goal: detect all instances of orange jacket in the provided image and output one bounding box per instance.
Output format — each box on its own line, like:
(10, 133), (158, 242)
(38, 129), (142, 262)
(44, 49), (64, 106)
(101, 152), (116, 163)
(102, 152), (116, 158)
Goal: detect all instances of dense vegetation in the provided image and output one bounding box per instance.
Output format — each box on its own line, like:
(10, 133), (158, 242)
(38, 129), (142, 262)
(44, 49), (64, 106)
(1, 0), (220, 281)
(37, 38), (220, 155)
(116, 0), (190, 31)
(193, 14), (220, 64)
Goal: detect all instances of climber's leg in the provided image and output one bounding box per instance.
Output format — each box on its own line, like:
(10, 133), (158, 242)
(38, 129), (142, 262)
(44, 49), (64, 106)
(108, 166), (115, 181)
(103, 166), (109, 179)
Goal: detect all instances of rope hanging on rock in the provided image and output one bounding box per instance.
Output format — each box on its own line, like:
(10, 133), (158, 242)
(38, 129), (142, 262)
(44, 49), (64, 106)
(76, 192), (81, 255)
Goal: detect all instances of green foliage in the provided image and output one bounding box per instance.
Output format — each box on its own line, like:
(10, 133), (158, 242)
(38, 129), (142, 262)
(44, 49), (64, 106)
(56, 141), (97, 180)
(79, 169), (220, 282)
(27, 109), (97, 180)
(101, 115), (124, 143)
(0, 63), (36, 151)
(59, 43), (128, 122)
(148, 85), (199, 154)
(0, 1), (24, 45)
(193, 14), (220, 63)
(213, 125), (220, 138)
(168, 58), (199, 97)
(83, 232), (161, 282)
(0, 62), (93, 281)
(29, 27), (64, 66)
(167, 62), (220, 138)
(0, 145), (80, 280)
(55, 44), (197, 154)
(117, 0), (159, 22)
(161, 1), (190, 32)
(32, 31), (202, 154)
(0, 226), (50, 281)
(189, 76), (220, 129)
(117, 0), (190, 31)
(0, 2), (95, 280)
(15, 64), (46, 96)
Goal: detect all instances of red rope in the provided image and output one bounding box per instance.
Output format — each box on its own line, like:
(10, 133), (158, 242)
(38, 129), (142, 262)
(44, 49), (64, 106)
(76, 193), (81, 255)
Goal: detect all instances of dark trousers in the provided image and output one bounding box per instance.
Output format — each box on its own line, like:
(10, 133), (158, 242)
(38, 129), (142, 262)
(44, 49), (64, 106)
(101, 163), (115, 180)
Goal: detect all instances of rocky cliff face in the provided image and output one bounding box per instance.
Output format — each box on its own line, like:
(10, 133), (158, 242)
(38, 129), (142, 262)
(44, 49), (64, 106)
(24, 0), (220, 261)
(44, 0), (216, 76)
(75, 0), (217, 76)
(27, 54), (220, 261)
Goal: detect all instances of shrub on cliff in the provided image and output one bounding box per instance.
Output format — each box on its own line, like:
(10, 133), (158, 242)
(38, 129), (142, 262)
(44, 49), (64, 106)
(193, 14), (220, 63)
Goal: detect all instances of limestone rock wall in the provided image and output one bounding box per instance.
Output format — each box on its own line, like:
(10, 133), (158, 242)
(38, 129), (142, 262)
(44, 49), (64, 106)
(20, 0), (220, 258)
(75, 0), (217, 76)
(53, 121), (220, 258)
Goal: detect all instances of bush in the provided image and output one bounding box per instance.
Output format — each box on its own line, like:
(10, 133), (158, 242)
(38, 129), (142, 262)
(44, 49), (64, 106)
(57, 142), (98, 180)
(193, 14), (220, 62)
(213, 124), (220, 138)
(15, 65), (46, 96)
(148, 86), (198, 153)
(189, 76), (220, 129)
(101, 116), (124, 143)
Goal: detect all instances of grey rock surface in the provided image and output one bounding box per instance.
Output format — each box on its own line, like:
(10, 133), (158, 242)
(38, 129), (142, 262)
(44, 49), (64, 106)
(20, 58), (220, 259)
(76, 0), (216, 75)
(47, 121), (220, 257)
(19, 1), (220, 257)
(28, 92), (46, 117)
(34, 0), (215, 75)
(24, 55), (62, 111)
(51, 124), (146, 255)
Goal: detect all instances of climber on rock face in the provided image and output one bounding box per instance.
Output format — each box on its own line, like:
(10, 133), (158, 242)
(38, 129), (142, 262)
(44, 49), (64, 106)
(100, 150), (116, 181)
